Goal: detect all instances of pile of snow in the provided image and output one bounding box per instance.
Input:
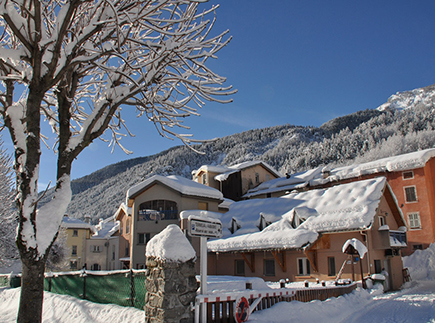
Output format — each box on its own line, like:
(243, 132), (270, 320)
(403, 242), (435, 280)
(0, 287), (144, 323)
(145, 225), (196, 262)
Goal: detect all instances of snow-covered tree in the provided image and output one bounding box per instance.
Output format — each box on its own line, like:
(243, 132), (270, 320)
(0, 135), (18, 268)
(0, 1), (234, 322)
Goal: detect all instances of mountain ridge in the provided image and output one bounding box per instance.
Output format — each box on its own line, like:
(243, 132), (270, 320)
(41, 85), (435, 222)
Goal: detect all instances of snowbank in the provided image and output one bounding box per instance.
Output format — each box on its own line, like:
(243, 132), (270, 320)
(0, 287), (144, 323)
(403, 242), (435, 280)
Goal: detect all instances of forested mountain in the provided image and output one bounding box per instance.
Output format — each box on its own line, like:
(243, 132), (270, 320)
(42, 85), (435, 222)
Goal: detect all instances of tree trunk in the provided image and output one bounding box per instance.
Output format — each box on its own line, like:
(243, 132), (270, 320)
(18, 256), (46, 323)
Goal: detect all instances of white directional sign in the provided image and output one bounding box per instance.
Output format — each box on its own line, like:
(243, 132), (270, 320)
(188, 215), (223, 238)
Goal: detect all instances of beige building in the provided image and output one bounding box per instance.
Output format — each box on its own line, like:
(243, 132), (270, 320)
(125, 175), (223, 269)
(192, 161), (281, 201)
(208, 177), (407, 291)
(61, 216), (95, 270)
(85, 217), (120, 271)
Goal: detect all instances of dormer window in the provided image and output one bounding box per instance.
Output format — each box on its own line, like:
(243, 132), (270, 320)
(202, 173), (207, 185)
(257, 214), (271, 231)
(229, 218), (241, 234)
(292, 214), (306, 228)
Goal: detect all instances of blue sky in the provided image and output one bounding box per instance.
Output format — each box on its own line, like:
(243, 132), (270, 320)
(5, 0), (435, 189)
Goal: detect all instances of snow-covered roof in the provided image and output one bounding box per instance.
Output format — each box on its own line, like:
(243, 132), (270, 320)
(219, 198), (234, 210)
(146, 224), (196, 262)
(311, 148), (435, 185)
(114, 203), (132, 220)
(61, 216), (94, 231)
(126, 175), (223, 203)
(192, 161), (282, 182)
(91, 216), (119, 240)
(244, 167), (323, 198)
(179, 210), (223, 220)
(208, 177), (393, 253)
(192, 165), (231, 177)
(214, 161), (282, 182)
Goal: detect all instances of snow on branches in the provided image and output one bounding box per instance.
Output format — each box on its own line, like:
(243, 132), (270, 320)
(0, 0), (234, 259)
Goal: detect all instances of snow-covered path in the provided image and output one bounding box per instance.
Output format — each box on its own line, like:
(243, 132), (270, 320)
(340, 281), (435, 323)
(1, 281), (435, 322)
(249, 281), (435, 323)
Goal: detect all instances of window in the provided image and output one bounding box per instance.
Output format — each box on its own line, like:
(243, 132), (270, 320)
(264, 259), (275, 276)
(125, 241), (130, 256)
(297, 258), (311, 276)
(138, 200), (178, 220)
(374, 259), (382, 274)
(404, 186), (417, 203)
(413, 244), (423, 250)
(72, 230), (78, 237)
(266, 193), (272, 198)
(328, 257), (336, 276)
(403, 171), (414, 180)
(202, 173), (207, 185)
(138, 233), (151, 245)
(91, 245), (101, 253)
(198, 202), (208, 211)
(408, 212), (421, 229)
(255, 173), (260, 184)
(235, 260), (245, 276)
(70, 260), (78, 270)
(91, 263), (101, 271)
(120, 223), (123, 235)
(71, 245), (77, 256)
(379, 216), (387, 227)
(126, 219), (130, 233)
(112, 245), (116, 260)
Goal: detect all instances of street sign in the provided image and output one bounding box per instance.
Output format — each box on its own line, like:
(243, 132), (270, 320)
(188, 215), (223, 238)
(234, 296), (250, 323)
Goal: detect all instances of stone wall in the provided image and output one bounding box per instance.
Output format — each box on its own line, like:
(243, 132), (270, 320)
(145, 256), (197, 323)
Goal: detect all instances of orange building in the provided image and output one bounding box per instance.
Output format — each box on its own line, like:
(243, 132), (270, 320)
(244, 149), (435, 256)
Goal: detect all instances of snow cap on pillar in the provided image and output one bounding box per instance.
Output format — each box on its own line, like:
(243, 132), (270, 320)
(146, 224), (196, 262)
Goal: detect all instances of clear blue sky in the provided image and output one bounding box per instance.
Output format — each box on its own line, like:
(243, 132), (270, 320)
(5, 0), (435, 189)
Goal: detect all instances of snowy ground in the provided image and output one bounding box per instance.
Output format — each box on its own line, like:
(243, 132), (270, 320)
(1, 244), (435, 322)
(1, 281), (434, 322)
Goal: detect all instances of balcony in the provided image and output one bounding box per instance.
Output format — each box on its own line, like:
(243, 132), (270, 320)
(377, 226), (407, 249)
(389, 230), (407, 248)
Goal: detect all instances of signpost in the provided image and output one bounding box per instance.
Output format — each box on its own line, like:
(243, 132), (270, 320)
(188, 215), (222, 323)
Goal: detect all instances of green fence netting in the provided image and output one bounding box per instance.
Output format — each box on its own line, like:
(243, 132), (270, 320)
(44, 270), (147, 310)
(1, 270), (146, 310)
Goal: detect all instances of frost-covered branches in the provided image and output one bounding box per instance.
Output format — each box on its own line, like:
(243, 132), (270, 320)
(0, 2), (234, 320)
(0, 0), (234, 157)
(0, 135), (18, 267)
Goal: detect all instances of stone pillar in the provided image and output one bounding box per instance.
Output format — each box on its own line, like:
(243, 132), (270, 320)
(144, 224), (197, 323)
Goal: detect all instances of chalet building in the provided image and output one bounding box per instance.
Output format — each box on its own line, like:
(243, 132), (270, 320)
(124, 175), (223, 269)
(244, 149), (435, 255)
(61, 216), (95, 270)
(85, 216), (120, 271)
(207, 177), (407, 291)
(192, 161), (282, 201)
